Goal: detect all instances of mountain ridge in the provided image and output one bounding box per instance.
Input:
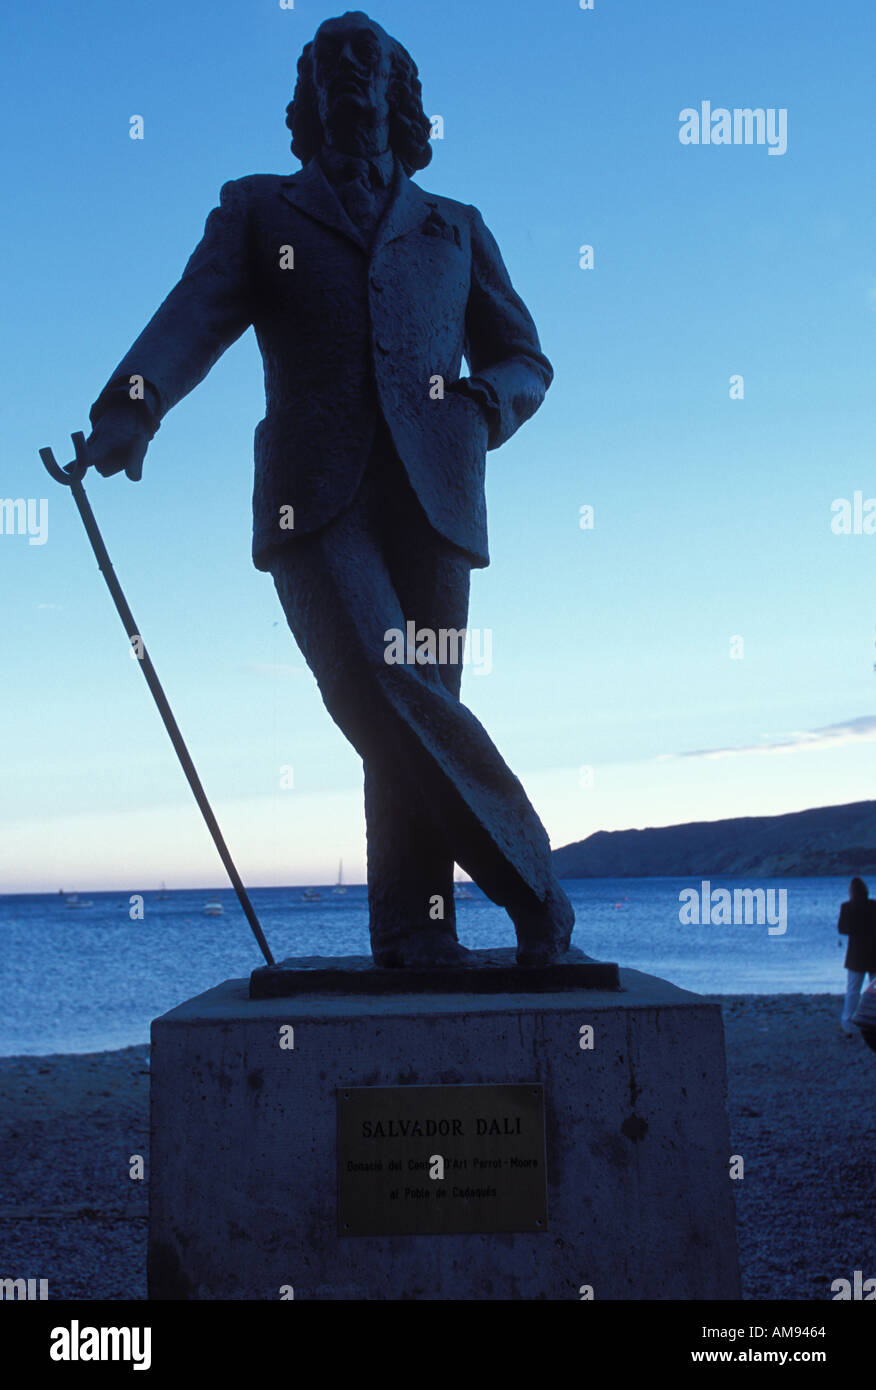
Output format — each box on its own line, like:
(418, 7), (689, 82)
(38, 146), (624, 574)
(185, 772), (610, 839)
(552, 799), (876, 878)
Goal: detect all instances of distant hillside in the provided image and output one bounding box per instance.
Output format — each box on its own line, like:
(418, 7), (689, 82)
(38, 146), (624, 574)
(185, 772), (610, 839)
(553, 800), (876, 878)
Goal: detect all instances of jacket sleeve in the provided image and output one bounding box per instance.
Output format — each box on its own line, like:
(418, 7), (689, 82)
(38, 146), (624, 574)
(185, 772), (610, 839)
(90, 180), (254, 428)
(462, 205), (553, 450)
(838, 902), (849, 935)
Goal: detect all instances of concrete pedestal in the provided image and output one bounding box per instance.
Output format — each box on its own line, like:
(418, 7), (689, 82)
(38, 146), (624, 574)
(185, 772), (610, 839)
(148, 968), (740, 1299)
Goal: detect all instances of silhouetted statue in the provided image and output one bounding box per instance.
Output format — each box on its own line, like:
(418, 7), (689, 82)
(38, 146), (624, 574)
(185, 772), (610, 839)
(86, 11), (574, 968)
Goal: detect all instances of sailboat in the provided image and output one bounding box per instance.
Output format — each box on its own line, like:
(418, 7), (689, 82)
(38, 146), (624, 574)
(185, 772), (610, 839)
(157, 882), (171, 900)
(333, 859), (346, 895)
(65, 893), (94, 909)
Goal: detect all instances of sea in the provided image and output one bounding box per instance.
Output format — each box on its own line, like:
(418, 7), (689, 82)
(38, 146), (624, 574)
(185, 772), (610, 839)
(0, 877), (854, 1055)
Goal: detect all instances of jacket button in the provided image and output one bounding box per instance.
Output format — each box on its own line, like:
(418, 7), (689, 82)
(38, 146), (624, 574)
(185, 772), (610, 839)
(375, 338), (390, 354)
(370, 276), (383, 292)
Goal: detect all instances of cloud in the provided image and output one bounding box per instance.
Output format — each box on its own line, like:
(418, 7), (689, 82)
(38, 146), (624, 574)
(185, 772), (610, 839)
(661, 714), (876, 762)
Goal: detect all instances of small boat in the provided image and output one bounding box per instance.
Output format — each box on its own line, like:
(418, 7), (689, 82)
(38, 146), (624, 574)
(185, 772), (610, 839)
(333, 860), (346, 895)
(302, 888), (322, 902)
(203, 900), (223, 916)
(65, 894), (94, 909)
(157, 882), (171, 900)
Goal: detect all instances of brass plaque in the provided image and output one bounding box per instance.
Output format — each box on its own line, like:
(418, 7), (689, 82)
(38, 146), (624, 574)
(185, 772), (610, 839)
(337, 1083), (547, 1235)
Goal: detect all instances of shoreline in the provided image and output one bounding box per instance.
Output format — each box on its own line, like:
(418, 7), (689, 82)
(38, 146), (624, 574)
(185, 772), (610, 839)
(1, 994), (871, 1300)
(0, 990), (855, 1062)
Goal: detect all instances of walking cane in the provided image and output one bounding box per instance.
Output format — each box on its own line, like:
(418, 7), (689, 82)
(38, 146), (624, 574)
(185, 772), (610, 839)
(39, 431), (276, 967)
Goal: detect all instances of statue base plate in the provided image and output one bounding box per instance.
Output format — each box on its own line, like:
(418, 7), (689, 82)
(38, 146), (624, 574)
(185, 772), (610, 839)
(250, 946), (620, 998)
(148, 968), (740, 1299)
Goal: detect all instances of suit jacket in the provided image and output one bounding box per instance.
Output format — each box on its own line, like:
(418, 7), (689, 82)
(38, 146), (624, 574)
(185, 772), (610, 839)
(838, 898), (876, 973)
(90, 158), (553, 571)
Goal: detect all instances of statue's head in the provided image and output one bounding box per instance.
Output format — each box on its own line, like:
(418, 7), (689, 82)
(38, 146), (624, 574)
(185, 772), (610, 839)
(285, 11), (433, 174)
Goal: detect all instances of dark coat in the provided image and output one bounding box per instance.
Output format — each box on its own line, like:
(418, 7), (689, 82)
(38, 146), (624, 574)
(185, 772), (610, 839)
(90, 159), (553, 571)
(837, 898), (876, 972)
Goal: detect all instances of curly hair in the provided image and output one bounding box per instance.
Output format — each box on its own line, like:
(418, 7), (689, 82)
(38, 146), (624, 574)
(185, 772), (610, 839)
(284, 23), (433, 176)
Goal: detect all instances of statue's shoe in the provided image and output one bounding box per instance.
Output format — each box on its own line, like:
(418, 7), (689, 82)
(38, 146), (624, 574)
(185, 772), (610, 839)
(373, 936), (475, 969)
(513, 882), (575, 966)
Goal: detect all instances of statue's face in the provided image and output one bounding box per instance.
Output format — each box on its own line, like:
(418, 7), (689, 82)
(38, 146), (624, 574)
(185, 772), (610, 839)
(312, 15), (393, 143)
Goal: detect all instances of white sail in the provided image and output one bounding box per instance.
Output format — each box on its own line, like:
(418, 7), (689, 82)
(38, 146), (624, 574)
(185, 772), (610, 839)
(334, 859), (346, 894)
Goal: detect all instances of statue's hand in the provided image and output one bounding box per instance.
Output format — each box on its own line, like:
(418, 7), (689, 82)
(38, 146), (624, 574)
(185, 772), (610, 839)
(86, 407), (151, 481)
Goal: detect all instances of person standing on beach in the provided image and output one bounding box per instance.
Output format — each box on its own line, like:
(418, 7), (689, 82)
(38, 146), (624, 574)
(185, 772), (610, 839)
(837, 876), (876, 1035)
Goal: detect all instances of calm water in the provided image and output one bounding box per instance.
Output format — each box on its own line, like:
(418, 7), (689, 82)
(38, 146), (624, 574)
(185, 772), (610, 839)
(0, 877), (852, 1055)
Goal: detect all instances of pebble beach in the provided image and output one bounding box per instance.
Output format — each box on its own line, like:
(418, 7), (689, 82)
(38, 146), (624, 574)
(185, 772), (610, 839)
(0, 993), (872, 1301)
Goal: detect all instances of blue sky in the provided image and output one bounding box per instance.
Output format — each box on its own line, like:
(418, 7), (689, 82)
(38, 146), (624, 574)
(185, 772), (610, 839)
(2, 0), (875, 892)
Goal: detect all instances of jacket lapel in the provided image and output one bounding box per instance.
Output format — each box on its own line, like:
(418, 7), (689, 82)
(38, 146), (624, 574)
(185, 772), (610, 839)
(280, 159), (367, 251)
(371, 166), (430, 253)
(280, 158), (431, 258)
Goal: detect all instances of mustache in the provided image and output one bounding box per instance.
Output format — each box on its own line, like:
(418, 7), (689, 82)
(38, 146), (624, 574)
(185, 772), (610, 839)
(330, 73), (369, 92)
